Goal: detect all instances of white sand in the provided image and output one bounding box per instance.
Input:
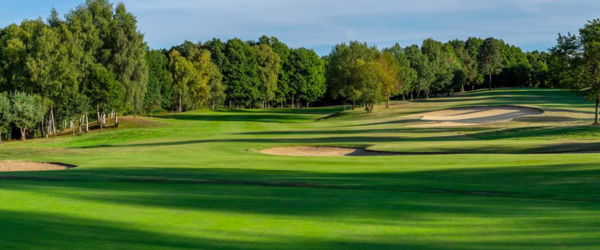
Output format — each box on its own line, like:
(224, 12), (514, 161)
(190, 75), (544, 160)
(411, 106), (543, 127)
(0, 161), (74, 172)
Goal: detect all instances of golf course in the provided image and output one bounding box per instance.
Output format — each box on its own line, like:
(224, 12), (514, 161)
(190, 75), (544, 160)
(1, 88), (600, 249)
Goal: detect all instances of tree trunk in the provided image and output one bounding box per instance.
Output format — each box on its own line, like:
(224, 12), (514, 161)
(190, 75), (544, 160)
(410, 92), (414, 101)
(51, 109), (56, 137)
(0, 131), (3, 144)
(417, 91), (421, 99)
(212, 100), (215, 111)
(20, 128), (26, 141)
(178, 94), (183, 113)
(229, 100), (232, 109)
(306, 101), (309, 108)
(115, 112), (118, 127)
(42, 117), (46, 139)
(402, 94), (406, 101)
(97, 106), (100, 127)
(489, 69), (492, 90)
(72, 120), (75, 136)
(352, 100), (356, 110)
(461, 85), (465, 92)
(595, 97), (599, 125)
(86, 113), (89, 133)
(386, 94), (390, 108)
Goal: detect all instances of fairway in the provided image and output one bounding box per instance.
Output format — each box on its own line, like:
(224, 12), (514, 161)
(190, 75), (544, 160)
(1, 88), (600, 250)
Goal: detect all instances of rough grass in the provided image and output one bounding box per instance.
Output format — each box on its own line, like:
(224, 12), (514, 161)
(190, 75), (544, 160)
(1, 88), (600, 250)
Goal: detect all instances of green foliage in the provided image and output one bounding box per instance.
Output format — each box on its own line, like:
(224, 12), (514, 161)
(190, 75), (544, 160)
(478, 38), (504, 89)
(0, 92), (11, 141)
(144, 49), (172, 114)
(9, 91), (45, 140)
(550, 19), (600, 124)
(383, 43), (417, 98)
(325, 41), (379, 107)
(168, 50), (196, 113)
(86, 64), (124, 114)
(253, 44), (281, 104)
(405, 45), (435, 95)
(223, 38), (260, 107)
(288, 48), (326, 106)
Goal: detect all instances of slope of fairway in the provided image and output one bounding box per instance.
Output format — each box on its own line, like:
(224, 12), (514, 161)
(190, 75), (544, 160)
(1, 88), (600, 250)
(413, 105), (543, 127)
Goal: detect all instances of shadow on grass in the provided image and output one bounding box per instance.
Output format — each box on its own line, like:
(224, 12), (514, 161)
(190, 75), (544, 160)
(470, 126), (600, 140)
(156, 107), (344, 123)
(1, 173), (600, 249)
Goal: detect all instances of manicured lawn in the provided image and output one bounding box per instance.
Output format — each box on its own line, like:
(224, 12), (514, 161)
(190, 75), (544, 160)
(1, 88), (600, 249)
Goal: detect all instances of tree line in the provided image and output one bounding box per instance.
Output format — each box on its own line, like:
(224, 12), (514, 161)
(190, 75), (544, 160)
(2, 0), (598, 142)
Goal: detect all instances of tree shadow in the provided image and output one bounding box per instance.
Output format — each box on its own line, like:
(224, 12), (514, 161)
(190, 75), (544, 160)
(1, 173), (600, 249)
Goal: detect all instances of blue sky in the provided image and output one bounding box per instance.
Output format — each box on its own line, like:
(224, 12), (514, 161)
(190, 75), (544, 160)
(2, 0), (600, 55)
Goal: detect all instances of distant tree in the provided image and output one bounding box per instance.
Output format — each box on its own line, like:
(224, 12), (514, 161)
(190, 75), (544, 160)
(288, 48), (326, 108)
(405, 45), (434, 99)
(383, 43), (417, 101)
(550, 19), (600, 124)
(325, 41), (379, 109)
(168, 50), (196, 113)
(206, 63), (226, 111)
(253, 44), (281, 108)
(465, 37), (485, 89)
(0, 93), (11, 144)
(108, 3), (148, 119)
(10, 92), (45, 140)
(224, 38), (260, 108)
(86, 64), (124, 132)
(144, 49), (172, 114)
(376, 52), (401, 108)
(478, 38), (504, 90)
(527, 51), (549, 87)
(351, 59), (386, 113)
(257, 36), (291, 108)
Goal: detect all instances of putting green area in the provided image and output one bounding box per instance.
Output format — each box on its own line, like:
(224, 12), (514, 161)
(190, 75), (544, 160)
(1, 88), (600, 250)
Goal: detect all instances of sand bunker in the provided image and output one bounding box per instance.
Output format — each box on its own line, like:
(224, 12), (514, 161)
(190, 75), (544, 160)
(0, 161), (75, 172)
(412, 106), (543, 127)
(261, 146), (400, 157)
(261, 146), (600, 157)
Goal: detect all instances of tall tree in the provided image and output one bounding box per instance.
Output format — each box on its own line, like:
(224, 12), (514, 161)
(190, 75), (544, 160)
(257, 36), (291, 108)
(405, 45), (434, 99)
(288, 48), (326, 108)
(253, 44), (281, 108)
(478, 38), (504, 90)
(144, 49), (172, 114)
(550, 19), (600, 124)
(108, 3), (148, 119)
(206, 63), (226, 111)
(0, 93), (11, 144)
(325, 41), (379, 109)
(168, 50), (196, 113)
(383, 43), (417, 101)
(223, 38), (260, 108)
(10, 92), (45, 140)
(376, 51), (401, 108)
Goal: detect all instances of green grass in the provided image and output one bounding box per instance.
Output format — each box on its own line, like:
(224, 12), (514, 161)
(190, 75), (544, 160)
(1, 88), (600, 249)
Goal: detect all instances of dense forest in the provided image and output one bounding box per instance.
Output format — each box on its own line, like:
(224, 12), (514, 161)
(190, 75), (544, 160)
(1, 0), (596, 141)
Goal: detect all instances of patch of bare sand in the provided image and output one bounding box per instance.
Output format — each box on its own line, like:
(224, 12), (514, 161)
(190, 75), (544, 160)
(411, 106), (543, 127)
(0, 161), (75, 172)
(261, 146), (399, 157)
